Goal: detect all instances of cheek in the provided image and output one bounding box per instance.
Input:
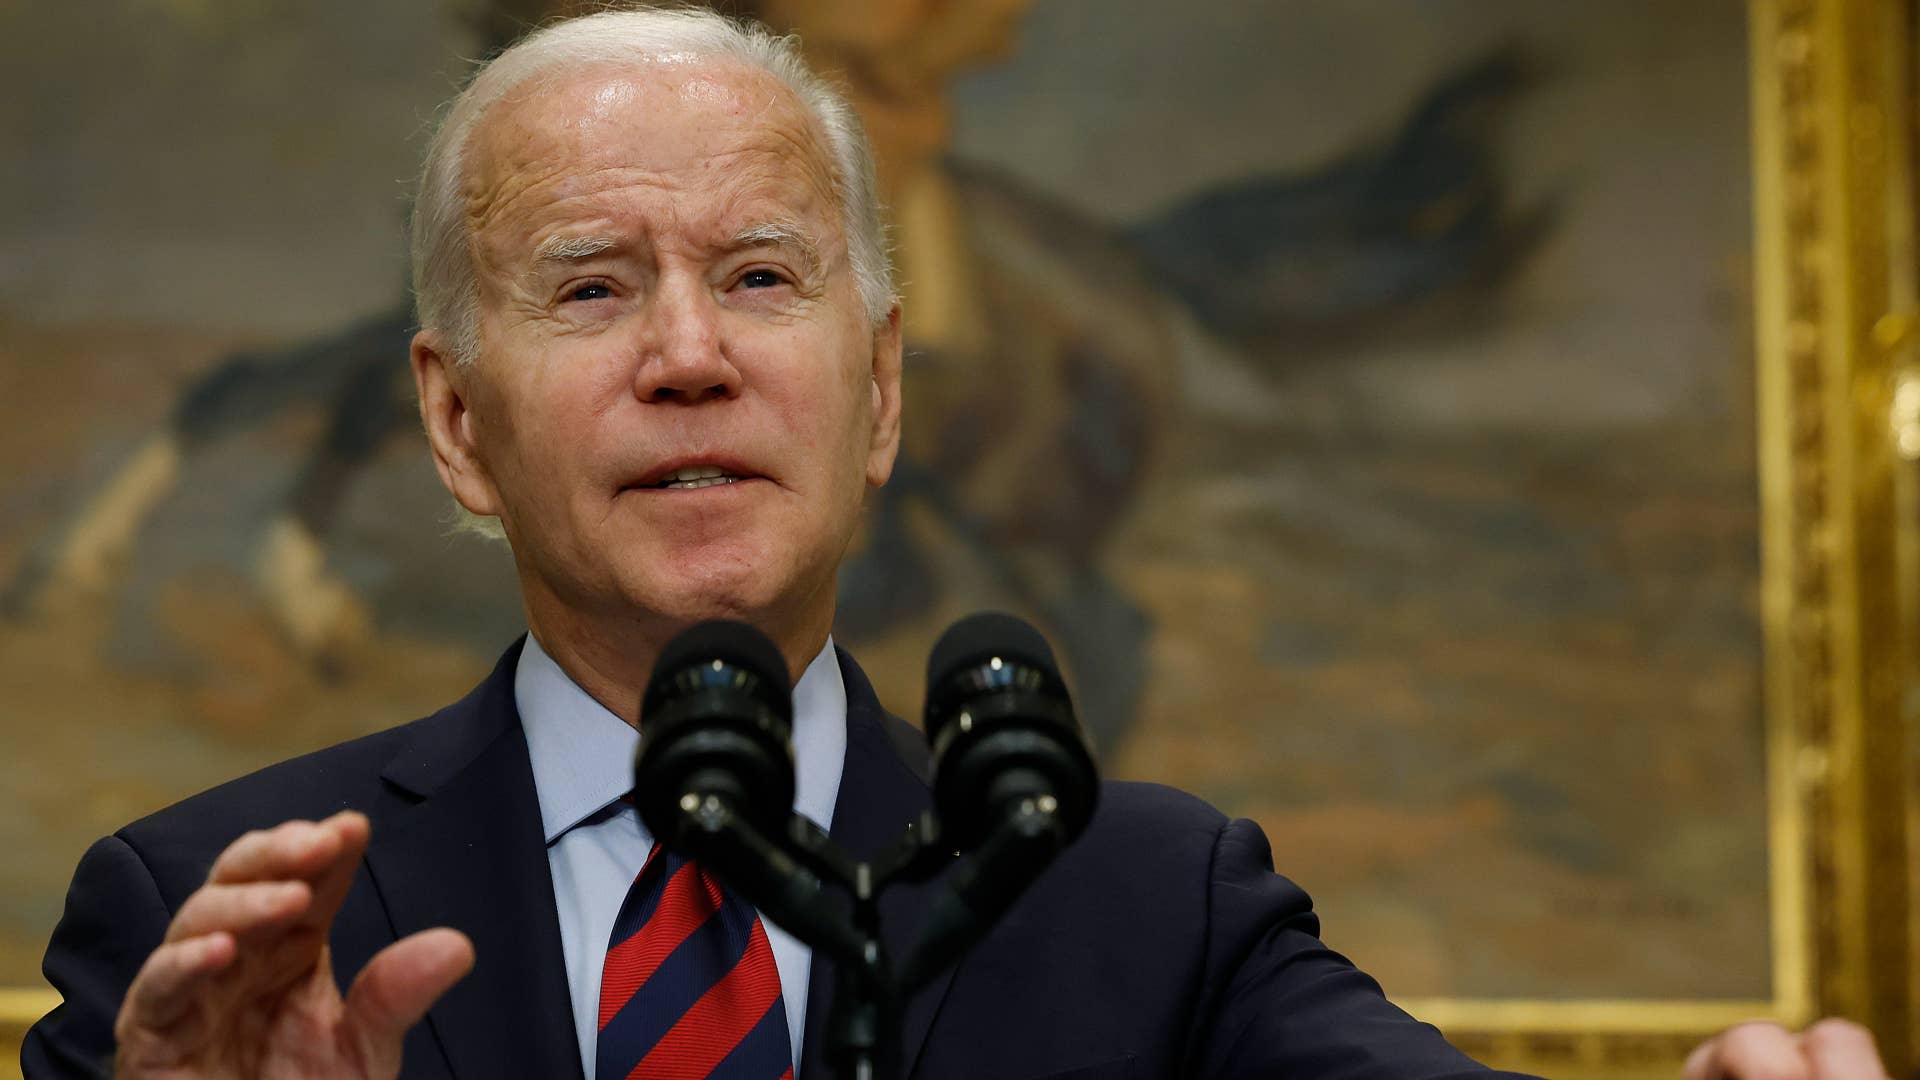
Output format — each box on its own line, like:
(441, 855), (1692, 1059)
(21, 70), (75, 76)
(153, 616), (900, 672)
(494, 330), (635, 430)
(473, 365), (604, 500)
(753, 325), (865, 435)
(807, 354), (875, 469)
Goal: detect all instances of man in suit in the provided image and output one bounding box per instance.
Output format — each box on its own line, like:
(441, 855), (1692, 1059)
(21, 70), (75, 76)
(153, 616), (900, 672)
(19, 7), (1893, 1080)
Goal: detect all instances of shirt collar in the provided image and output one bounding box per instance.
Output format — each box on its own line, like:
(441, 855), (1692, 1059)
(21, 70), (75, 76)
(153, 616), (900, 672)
(516, 631), (848, 845)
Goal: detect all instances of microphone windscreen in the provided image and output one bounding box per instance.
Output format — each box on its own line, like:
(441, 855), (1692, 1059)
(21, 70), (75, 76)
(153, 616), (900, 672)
(926, 611), (1061, 691)
(644, 619), (791, 719)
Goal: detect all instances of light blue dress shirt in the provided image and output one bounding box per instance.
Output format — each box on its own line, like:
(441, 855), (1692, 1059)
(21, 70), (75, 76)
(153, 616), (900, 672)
(515, 632), (848, 1077)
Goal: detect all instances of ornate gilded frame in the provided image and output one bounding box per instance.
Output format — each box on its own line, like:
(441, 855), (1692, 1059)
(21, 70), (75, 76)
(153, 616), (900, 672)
(2, 2), (1917, 1077)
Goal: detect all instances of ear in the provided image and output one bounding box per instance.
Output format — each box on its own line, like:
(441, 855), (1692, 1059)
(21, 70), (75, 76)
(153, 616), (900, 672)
(864, 304), (904, 488)
(411, 330), (504, 519)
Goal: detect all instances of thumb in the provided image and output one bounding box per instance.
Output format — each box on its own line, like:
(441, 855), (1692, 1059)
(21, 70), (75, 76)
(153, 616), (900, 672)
(343, 928), (475, 1072)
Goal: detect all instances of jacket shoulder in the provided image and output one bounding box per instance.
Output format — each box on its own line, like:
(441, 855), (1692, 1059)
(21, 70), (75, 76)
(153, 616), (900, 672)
(1079, 779), (1232, 860)
(110, 717), (413, 901)
(1025, 780), (1238, 929)
(117, 634), (526, 880)
(112, 642), (521, 903)
(1096, 779), (1230, 828)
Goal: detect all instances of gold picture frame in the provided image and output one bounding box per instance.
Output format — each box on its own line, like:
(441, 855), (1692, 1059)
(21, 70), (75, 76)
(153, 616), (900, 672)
(3, 2), (1916, 1078)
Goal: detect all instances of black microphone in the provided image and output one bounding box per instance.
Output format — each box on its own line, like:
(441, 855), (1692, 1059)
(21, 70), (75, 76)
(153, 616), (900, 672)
(902, 612), (1100, 988)
(633, 619), (796, 837)
(634, 620), (865, 963)
(922, 612), (1098, 851)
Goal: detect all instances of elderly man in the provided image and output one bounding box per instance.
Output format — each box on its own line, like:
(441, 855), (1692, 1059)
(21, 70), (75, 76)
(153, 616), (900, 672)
(19, 8), (1892, 1080)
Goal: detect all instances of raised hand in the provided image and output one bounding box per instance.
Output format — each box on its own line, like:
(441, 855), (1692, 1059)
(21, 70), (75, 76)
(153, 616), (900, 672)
(1686, 1019), (1893, 1080)
(110, 812), (474, 1079)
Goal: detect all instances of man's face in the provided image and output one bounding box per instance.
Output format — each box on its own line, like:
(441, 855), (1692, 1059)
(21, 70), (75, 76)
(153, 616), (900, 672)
(423, 60), (901, 645)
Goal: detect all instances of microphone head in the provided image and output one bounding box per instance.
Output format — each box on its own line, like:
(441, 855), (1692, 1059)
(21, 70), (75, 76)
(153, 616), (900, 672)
(643, 618), (793, 720)
(634, 620), (796, 843)
(923, 612), (1098, 850)
(926, 612), (1063, 700)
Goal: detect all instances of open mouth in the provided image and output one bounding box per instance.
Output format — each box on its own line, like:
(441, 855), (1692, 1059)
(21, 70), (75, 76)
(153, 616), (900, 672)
(643, 464), (748, 490)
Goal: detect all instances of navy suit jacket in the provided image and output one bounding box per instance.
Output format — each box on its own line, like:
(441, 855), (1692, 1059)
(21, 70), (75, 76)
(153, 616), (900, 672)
(25, 642), (1531, 1079)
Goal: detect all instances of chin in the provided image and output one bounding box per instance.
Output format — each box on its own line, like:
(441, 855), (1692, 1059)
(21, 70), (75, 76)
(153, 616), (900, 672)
(623, 552), (792, 627)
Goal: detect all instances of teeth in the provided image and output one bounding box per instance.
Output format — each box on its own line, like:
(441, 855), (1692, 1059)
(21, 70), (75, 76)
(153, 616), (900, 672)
(647, 465), (745, 489)
(662, 476), (739, 490)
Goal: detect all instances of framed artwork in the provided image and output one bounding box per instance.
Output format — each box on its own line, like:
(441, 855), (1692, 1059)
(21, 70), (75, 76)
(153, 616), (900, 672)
(1, 1), (1914, 1077)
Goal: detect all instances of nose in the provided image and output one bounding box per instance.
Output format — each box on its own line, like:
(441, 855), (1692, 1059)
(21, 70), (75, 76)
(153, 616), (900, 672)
(632, 279), (741, 404)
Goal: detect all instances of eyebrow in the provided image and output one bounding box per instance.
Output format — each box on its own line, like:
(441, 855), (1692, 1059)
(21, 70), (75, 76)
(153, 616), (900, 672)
(530, 234), (618, 266)
(525, 222), (824, 273)
(730, 219), (822, 277)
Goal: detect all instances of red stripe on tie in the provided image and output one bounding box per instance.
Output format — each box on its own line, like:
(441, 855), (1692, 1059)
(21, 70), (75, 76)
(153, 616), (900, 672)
(598, 862), (725, 1031)
(625, 918), (784, 1079)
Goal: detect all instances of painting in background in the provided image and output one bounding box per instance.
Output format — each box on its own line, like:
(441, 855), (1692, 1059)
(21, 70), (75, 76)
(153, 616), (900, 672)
(0, 0), (1762, 1002)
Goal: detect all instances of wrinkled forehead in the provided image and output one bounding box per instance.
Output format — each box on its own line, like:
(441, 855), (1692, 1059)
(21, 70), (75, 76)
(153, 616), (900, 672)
(463, 58), (844, 251)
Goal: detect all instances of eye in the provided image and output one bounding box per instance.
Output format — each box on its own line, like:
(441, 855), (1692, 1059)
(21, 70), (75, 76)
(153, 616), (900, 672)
(565, 282), (613, 302)
(739, 269), (787, 290)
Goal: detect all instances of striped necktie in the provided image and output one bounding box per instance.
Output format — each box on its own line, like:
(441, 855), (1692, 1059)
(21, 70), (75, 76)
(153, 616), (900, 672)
(597, 844), (795, 1080)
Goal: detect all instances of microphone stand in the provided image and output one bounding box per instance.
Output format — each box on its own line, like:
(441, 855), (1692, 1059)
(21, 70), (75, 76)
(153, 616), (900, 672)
(671, 795), (1076, 1080)
(674, 795), (1063, 1080)
(659, 796), (903, 1079)
(777, 812), (955, 1080)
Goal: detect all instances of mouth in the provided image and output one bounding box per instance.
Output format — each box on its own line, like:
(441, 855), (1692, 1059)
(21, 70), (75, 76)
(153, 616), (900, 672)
(629, 462), (761, 491)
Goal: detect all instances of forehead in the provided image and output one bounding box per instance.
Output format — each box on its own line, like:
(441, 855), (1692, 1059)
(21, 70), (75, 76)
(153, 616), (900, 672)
(465, 59), (842, 255)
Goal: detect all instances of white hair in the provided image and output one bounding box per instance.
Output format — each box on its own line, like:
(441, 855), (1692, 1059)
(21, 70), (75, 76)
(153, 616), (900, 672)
(409, 5), (895, 369)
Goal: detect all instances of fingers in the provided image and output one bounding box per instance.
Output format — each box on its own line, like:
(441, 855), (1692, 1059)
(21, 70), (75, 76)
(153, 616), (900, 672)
(208, 811), (370, 887)
(1686, 1038), (1720, 1080)
(128, 814), (368, 1033)
(344, 929), (476, 1068)
(118, 932), (237, 1034)
(1802, 1019), (1891, 1080)
(298, 814), (375, 929)
(205, 812), (370, 943)
(1687, 1022), (1810, 1080)
(115, 814), (395, 1075)
(1684, 1019), (1893, 1080)
(165, 880), (311, 943)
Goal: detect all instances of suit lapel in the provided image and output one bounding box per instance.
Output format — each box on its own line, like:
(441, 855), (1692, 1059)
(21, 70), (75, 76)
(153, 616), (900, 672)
(799, 650), (959, 1080)
(362, 640), (584, 1080)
